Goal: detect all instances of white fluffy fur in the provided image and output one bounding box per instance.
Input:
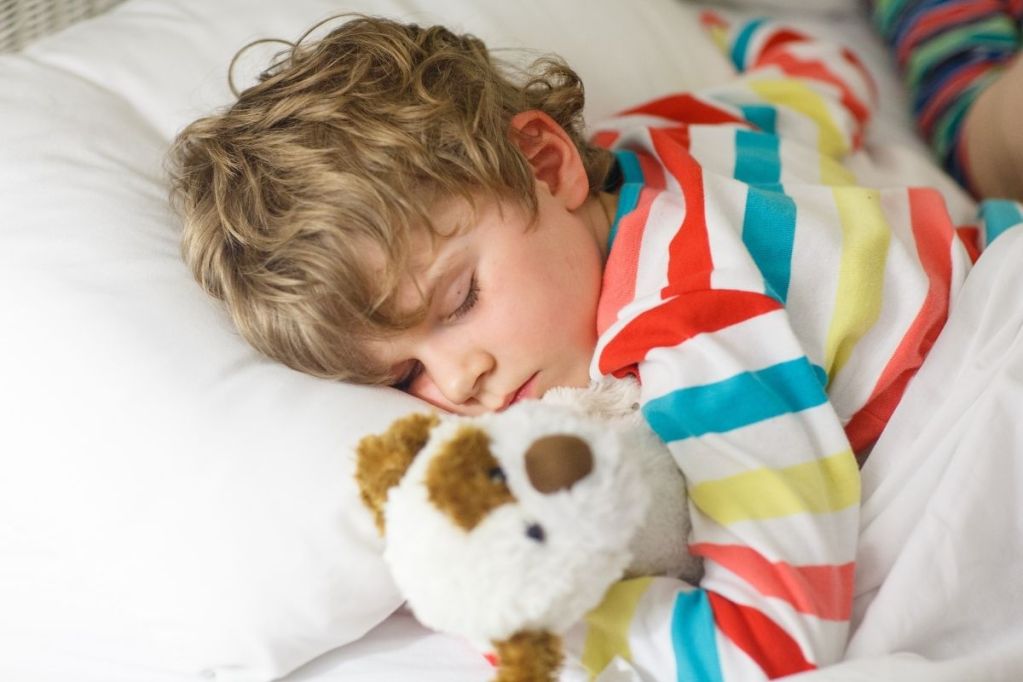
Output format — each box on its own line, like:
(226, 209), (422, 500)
(383, 379), (703, 645)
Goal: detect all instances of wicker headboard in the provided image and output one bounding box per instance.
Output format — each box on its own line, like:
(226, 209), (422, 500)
(0, 0), (125, 52)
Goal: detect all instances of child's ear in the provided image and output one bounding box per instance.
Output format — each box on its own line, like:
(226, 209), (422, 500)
(509, 110), (590, 210)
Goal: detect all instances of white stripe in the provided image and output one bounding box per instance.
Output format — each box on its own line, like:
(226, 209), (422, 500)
(701, 174), (770, 293)
(777, 137), (832, 184)
(664, 401), (854, 479)
(949, 232), (973, 310)
(716, 629), (769, 680)
(626, 579), (693, 679)
(639, 308), (803, 397)
(596, 112), (690, 134)
(632, 190), (684, 300)
(691, 503), (860, 567)
(687, 124), (740, 181)
(784, 185), (844, 372)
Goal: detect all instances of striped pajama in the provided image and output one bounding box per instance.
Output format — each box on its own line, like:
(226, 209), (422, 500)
(565, 15), (1020, 680)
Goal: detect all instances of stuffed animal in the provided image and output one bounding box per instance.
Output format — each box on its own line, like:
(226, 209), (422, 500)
(355, 378), (702, 682)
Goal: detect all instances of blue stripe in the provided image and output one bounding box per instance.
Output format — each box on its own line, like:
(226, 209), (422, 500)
(730, 18), (766, 71)
(978, 199), (1023, 247)
(742, 188), (796, 303)
(607, 150), (645, 250)
(643, 357), (828, 442)
(671, 589), (723, 682)
(739, 104), (777, 134)
(734, 129), (781, 185)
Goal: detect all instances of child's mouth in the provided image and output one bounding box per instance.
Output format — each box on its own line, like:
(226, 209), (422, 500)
(507, 373), (539, 408)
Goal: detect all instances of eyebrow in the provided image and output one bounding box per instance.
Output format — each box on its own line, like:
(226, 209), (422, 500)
(412, 238), (470, 313)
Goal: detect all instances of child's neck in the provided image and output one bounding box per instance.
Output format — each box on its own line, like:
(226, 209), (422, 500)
(585, 189), (619, 263)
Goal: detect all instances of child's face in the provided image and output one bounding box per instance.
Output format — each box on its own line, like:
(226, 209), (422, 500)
(372, 183), (608, 415)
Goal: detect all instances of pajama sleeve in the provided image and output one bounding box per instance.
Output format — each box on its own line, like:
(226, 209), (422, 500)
(699, 12), (877, 159)
(576, 287), (861, 681)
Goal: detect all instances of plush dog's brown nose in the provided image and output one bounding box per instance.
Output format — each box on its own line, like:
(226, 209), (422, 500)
(524, 435), (593, 494)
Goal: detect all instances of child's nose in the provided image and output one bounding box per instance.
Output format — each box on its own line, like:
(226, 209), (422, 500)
(425, 346), (494, 407)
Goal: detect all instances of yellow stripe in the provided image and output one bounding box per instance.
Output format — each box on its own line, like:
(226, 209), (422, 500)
(749, 79), (848, 158)
(709, 25), (729, 53)
(824, 186), (891, 379)
(820, 155), (857, 186)
(581, 578), (651, 679)
(689, 450), (860, 524)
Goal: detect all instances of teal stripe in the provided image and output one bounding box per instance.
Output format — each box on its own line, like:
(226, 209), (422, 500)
(979, 199), (1023, 246)
(671, 589), (723, 682)
(643, 357), (828, 442)
(743, 187), (796, 303)
(616, 149), (644, 184)
(607, 150), (644, 250)
(734, 129), (781, 185)
(730, 18), (766, 71)
(739, 104), (777, 134)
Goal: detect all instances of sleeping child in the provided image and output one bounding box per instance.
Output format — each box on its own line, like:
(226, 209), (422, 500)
(167, 11), (1022, 679)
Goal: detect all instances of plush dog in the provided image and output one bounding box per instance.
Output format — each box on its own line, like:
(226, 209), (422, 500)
(355, 378), (702, 682)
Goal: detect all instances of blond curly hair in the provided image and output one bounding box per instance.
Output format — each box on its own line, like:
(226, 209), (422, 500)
(168, 15), (612, 384)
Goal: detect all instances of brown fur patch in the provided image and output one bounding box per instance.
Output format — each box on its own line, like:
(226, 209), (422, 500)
(355, 412), (439, 535)
(425, 425), (514, 531)
(492, 630), (562, 682)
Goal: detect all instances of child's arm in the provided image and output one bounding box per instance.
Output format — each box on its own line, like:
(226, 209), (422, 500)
(577, 288), (859, 680)
(710, 13), (875, 157)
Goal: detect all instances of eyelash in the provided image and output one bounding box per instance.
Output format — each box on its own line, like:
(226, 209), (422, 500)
(393, 275), (479, 389)
(394, 361), (423, 390)
(446, 273), (479, 321)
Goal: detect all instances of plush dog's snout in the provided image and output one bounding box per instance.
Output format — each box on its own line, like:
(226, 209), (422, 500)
(524, 435), (593, 493)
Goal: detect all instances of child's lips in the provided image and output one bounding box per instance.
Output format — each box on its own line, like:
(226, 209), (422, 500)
(504, 373), (539, 409)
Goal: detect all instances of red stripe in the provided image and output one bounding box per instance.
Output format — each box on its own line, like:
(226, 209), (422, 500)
(845, 187), (953, 452)
(768, 52), (871, 129)
(649, 128), (714, 292)
(596, 188), (657, 336)
(691, 543), (854, 620)
(592, 130), (620, 149)
(897, 2), (1002, 65)
(637, 149), (666, 190)
(622, 93), (747, 126)
(699, 9), (728, 31)
(707, 592), (817, 678)
(597, 291), (781, 375)
(956, 226), (981, 263)
(754, 27), (806, 65)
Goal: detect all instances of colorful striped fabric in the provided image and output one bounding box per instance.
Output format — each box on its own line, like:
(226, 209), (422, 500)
(871, 0), (1023, 191)
(573, 15), (984, 680)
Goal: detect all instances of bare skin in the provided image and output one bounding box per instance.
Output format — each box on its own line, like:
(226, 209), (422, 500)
(961, 53), (1023, 202)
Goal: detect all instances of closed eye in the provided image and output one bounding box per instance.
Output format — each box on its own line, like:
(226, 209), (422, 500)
(446, 273), (479, 322)
(393, 360), (423, 390)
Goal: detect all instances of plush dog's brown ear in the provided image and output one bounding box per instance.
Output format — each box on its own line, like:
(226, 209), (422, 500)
(491, 631), (562, 682)
(355, 412), (439, 535)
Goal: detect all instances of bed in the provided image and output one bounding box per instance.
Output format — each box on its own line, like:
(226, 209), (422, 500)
(2, 0), (1022, 680)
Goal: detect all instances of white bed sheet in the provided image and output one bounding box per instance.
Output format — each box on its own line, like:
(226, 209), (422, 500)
(283, 6), (1023, 682)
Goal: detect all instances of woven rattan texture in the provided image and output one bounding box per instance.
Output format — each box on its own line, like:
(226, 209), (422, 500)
(1, 0), (125, 52)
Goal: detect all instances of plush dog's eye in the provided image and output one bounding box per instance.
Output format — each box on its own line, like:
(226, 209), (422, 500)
(488, 466), (506, 484)
(525, 523), (545, 543)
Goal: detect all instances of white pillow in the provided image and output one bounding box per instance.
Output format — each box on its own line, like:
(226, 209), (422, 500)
(0, 1), (730, 680)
